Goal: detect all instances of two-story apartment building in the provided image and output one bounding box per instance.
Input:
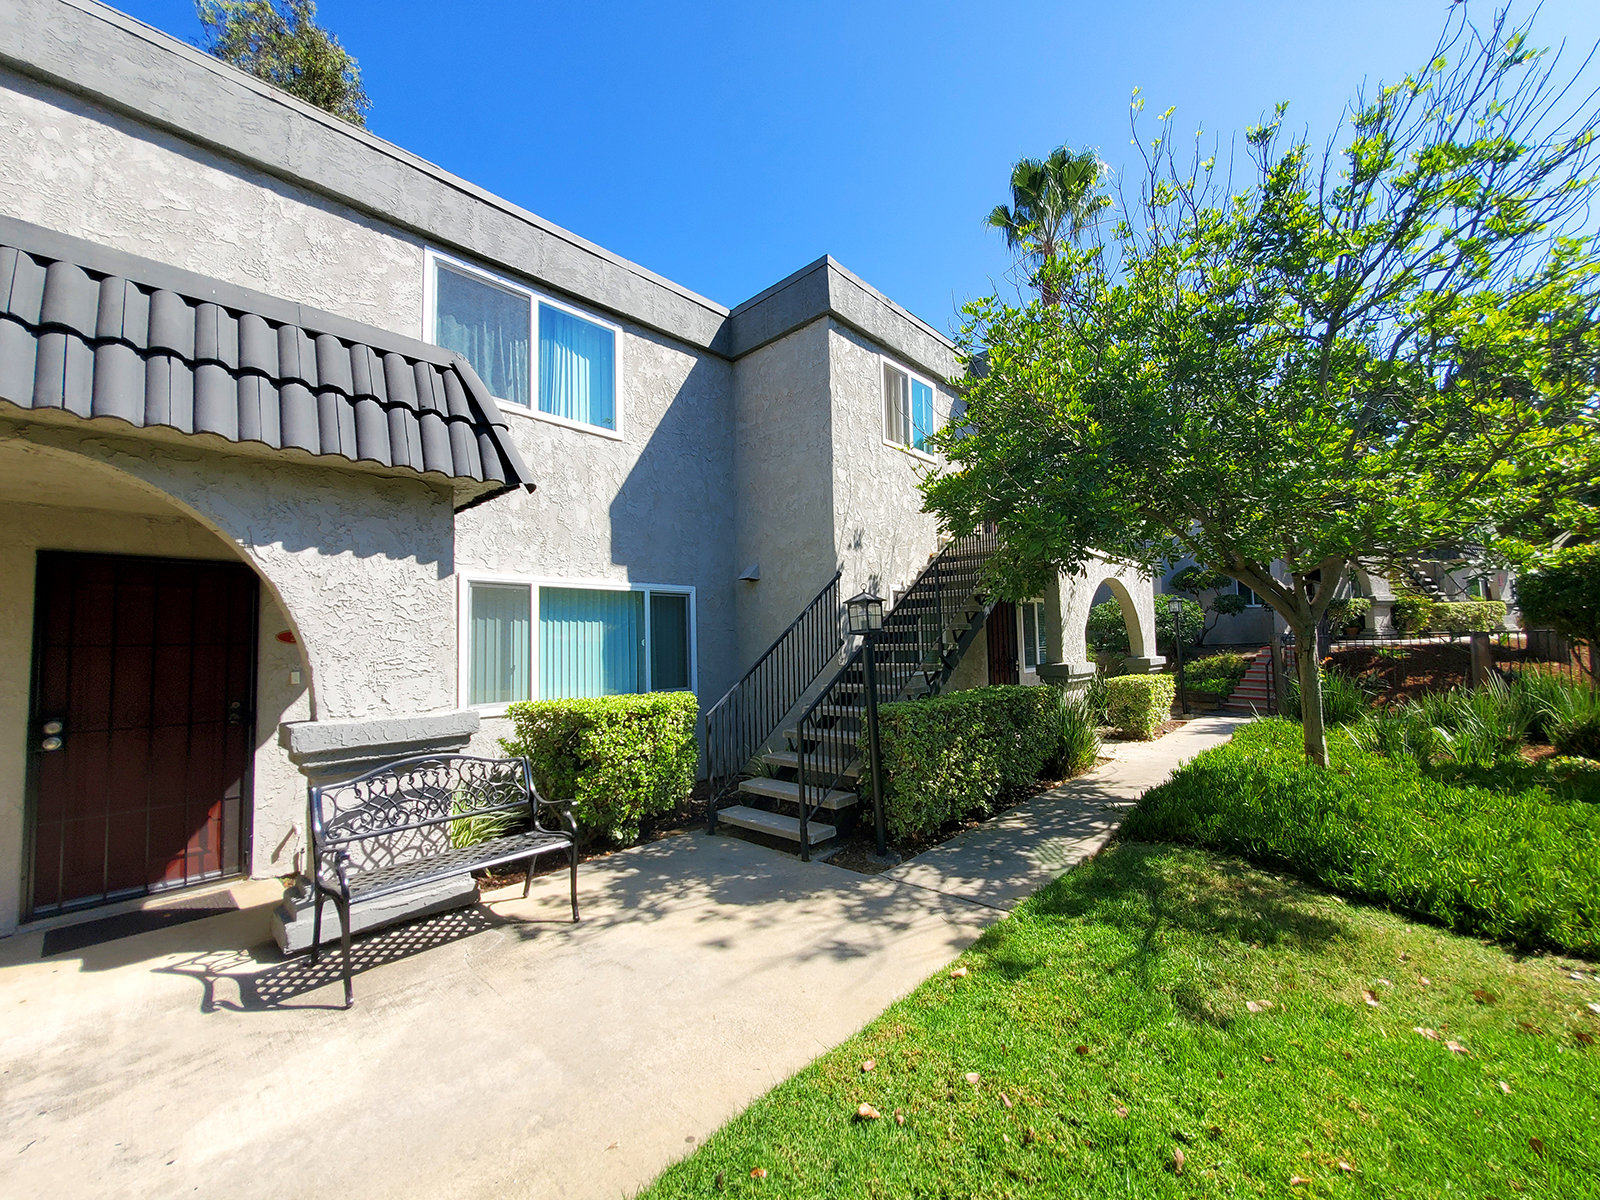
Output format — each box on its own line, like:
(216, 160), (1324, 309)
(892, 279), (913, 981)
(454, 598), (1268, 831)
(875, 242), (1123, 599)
(0, 0), (1157, 935)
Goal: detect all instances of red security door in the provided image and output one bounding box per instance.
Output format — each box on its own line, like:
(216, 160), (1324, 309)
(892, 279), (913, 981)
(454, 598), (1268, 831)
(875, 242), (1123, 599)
(27, 553), (257, 916)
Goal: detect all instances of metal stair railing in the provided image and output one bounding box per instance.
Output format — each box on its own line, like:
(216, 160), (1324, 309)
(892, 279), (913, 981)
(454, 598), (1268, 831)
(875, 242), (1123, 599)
(792, 527), (999, 859)
(702, 569), (842, 828)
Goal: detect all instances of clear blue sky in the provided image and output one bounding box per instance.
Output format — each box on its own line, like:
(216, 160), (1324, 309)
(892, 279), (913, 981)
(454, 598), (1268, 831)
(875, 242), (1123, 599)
(113, 1), (1600, 333)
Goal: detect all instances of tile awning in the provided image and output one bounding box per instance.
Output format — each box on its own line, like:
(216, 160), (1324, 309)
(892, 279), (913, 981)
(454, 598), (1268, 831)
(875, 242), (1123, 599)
(0, 217), (534, 508)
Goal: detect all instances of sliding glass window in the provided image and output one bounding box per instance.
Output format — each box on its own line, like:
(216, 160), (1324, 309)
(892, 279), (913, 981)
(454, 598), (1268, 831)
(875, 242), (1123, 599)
(434, 265), (531, 407)
(468, 582), (532, 705)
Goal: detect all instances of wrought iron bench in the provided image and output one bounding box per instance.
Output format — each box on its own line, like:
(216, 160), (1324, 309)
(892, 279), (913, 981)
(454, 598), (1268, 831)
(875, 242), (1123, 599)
(308, 753), (579, 1007)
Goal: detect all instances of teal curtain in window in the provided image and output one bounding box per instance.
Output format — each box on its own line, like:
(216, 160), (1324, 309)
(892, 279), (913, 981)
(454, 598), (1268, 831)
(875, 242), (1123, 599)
(1023, 602), (1038, 670)
(911, 379), (934, 452)
(539, 587), (644, 698)
(540, 303), (616, 430)
(469, 583), (531, 705)
(650, 593), (691, 690)
(436, 266), (531, 407)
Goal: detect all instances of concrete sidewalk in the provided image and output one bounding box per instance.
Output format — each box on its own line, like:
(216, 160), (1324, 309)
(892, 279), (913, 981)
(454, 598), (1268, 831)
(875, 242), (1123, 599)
(0, 715), (1243, 1200)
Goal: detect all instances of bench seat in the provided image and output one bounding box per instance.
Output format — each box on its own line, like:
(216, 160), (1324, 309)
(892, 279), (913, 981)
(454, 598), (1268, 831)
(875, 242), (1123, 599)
(319, 828), (575, 906)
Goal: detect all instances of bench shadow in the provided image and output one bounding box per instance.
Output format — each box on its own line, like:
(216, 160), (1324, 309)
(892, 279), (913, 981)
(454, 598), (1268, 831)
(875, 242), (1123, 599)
(155, 905), (512, 1012)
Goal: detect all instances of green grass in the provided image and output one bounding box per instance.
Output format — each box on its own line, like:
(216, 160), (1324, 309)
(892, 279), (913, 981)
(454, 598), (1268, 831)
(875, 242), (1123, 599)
(642, 844), (1600, 1198)
(1120, 719), (1600, 956)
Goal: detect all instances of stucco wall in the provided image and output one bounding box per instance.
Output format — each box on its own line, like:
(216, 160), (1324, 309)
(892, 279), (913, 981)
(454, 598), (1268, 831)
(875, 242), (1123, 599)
(1057, 559), (1159, 673)
(731, 319), (837, 669)
(0, 68), (426, 341)
(456, 322), (737, 755)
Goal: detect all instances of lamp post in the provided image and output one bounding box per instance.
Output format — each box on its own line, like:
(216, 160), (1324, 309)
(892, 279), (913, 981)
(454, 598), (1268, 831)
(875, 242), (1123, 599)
(846, 591), (888, 858)
(1167, 594), (1189, 718)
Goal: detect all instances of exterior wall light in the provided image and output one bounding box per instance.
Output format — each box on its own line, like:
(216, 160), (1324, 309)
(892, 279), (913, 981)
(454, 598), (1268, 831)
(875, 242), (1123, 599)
(846, 592), (885, 634)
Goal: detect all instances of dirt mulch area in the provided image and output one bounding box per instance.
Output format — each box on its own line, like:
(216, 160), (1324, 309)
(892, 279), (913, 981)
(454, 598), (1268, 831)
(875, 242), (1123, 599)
(1330, 641), (1589, 706)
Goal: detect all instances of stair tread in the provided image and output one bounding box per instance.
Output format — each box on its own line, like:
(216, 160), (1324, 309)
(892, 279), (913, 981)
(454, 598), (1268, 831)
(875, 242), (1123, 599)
(760, 750), (862, 777)
(739, 776), (858, 809)
(716, 805), (837, 843)
(784, 727), (861, 746)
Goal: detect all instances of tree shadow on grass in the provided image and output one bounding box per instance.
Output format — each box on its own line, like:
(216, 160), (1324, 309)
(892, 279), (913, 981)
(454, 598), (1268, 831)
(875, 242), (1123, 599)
(971, 842), (1351, 1015)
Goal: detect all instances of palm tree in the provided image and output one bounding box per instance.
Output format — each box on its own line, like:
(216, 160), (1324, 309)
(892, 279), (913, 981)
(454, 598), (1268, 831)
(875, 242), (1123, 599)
(987, 147), (1109, 302)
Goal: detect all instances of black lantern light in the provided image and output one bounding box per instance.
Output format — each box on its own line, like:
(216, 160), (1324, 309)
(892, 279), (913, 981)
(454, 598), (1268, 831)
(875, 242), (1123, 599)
(1167, 594), (1188, 718)
(846, 591), (885, 634)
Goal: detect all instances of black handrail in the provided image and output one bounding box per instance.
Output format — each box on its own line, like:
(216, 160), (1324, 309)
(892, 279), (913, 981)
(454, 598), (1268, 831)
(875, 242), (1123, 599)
(791, 528), (998, 859)
(703, 569), (843, 827)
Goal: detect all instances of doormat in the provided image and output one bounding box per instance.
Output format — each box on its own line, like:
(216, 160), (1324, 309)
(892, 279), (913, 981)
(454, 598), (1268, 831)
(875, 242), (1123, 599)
(40, 895), (239, 958)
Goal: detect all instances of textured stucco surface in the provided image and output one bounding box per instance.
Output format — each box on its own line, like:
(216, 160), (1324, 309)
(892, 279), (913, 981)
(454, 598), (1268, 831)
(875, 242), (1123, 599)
(1058, 558), (1159, 674)
(0, 68), (427, 340)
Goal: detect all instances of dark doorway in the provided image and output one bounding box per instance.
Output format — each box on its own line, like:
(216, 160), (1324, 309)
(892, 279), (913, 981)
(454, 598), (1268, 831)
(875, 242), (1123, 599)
(987, 601), (1019, 686)
(27, 553), (258, 917)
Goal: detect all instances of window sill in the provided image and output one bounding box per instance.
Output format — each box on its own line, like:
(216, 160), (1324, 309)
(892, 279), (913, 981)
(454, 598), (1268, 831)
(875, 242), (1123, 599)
(881, 438), (937, 464)
(499, 401), (626, 442)
(467, 702), (519, 719)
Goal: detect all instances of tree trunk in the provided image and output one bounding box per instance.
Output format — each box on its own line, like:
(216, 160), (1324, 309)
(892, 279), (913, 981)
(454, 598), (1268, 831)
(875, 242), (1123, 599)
(1295, 633), (1329, 767)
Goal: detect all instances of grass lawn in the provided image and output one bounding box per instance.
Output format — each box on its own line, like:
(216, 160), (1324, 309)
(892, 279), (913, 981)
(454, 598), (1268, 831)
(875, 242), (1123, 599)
(642, 843), (1600, 1198)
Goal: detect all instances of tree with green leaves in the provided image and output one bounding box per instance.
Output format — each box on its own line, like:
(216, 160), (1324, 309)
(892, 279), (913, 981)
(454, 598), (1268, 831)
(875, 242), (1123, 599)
(1170, 565), (1249, 647)
(196, 0), (370, 125)
(986, 146), (1110, 302)
(926, 5), (1600, 766)
(1516, 544), (1600, 691)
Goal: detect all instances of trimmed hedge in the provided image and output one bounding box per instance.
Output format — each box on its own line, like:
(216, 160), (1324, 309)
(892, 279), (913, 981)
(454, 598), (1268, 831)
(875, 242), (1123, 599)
(1105, 674), (1175, 738)
(878, 686), (1056, 843)
(1120, 718), (1600, 955)
(1431, 600), (1507, 633)
(1180, 651), (1251, 698)
(1391, 595), (1433, 632)
(500, 692), (698, 846)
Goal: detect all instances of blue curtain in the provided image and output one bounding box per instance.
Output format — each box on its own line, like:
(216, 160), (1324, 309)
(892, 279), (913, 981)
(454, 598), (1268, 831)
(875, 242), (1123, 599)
(650, 592), (690, 690)
(911, 379), (934, 452)
(435, 266), (531, 407)
(1023, 602), (1038, 670)
(539, 587), (644, 698)
(469, 584), (531, 705)
(540, 304), (616, 429)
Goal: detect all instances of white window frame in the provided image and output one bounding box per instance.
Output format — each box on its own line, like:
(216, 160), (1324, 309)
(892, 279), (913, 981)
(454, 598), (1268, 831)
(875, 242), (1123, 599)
(423, 248), (626, 442)
(880, 355), (939, 462)
(456, 573), (696, 715)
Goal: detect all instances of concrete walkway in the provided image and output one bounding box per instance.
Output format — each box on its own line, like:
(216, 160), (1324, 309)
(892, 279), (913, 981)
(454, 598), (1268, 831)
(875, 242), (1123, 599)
(0, 715), (1243, 1200)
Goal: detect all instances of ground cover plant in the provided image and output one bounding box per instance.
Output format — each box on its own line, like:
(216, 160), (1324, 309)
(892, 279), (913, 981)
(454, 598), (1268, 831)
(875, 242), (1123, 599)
(1122, 719), (1600, 956)
(642, 843), (1600, 1199)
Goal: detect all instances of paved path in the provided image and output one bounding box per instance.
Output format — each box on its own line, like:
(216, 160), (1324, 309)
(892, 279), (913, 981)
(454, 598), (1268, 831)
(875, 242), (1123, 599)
(0, 715), (1244, 1200)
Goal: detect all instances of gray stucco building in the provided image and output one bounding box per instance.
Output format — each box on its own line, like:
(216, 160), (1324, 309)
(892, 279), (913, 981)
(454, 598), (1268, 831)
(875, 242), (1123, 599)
(0, 0), (1155, 935)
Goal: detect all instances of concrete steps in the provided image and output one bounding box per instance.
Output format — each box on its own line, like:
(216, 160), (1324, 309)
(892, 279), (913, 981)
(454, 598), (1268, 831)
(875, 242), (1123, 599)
(736, 776), (858, 811)
(759, 750), (861, 778)
(716, 805), (837, 845)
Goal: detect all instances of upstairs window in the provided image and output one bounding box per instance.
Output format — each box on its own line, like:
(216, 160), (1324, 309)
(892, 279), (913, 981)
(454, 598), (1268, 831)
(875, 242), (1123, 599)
(883, 362), (936, 454)
(1236, 580), (1263, 607)
(1021, 601), (1049, 670)
(435, 264), (531, 407)
(428, 253), (621, 435)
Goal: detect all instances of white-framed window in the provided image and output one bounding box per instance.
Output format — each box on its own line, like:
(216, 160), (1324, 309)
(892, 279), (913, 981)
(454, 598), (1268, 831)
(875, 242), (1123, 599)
(424, 250), (623, 439)
(882, 359), (937, 455)
(459, 575), (694, 713)
(1021, 600), (1049, 671)
(1236, 579), (1263, 608)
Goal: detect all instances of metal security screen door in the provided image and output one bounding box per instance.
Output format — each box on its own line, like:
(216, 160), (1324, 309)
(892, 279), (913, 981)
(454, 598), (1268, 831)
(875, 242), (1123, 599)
(26, 553), (258, 917)
(987, 601), (1020, 686)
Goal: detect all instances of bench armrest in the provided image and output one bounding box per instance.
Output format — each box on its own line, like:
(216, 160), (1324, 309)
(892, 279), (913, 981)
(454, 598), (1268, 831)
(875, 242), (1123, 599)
(534, 796), (578, 840)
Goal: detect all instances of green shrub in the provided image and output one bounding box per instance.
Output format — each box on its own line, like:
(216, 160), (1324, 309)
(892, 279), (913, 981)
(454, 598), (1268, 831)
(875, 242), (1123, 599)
(1042, 689), (1101, 779)
(1180, 651), (1251, 698)
(1120, 719), (1600, 955)
(1431, 600), (1508, 633)
(1515, 545), (1600, 672)
(1351, 676), (1531, 767)
(1084, 599), (1130, 654)
(1083, 671), (1111, 723)
(1541, 682), (1600, 760)
(1391, 595), (1434, 632)
(1283, 669), (1373, 725)
(500, 692), (698, 846)
(878, 686), (1057, 842)
(1325, 596), (1372, 630)
(1105, 674), (1175, 739)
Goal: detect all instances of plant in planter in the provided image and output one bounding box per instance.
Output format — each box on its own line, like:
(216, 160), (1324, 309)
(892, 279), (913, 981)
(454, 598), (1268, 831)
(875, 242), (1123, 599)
(1326, 596), (1372, 636)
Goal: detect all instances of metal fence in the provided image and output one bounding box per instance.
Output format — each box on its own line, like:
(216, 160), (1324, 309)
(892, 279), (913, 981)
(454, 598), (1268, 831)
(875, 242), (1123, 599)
(1314, 627), (1591, 687)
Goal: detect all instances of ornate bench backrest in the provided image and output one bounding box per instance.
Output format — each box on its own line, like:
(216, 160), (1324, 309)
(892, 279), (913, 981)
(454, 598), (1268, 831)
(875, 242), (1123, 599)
(309, 754), (534, 876)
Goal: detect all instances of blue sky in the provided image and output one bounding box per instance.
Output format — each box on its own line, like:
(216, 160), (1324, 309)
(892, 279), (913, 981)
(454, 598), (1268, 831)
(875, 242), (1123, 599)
(115, 1), (1600, 333)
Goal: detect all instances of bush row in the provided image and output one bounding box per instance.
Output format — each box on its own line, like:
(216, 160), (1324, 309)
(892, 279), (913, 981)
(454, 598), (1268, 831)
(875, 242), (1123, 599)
(1391, 597), (1508, 633)
(501, 692), (698, 846)
(1120, 718), (1600, 956)
(878, 685), (1057, 842)
(1105, 674), (1175, 739)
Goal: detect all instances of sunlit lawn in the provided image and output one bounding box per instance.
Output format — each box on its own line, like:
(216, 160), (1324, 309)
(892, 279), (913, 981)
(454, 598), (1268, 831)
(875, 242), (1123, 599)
(642, 843), (1600, 1198)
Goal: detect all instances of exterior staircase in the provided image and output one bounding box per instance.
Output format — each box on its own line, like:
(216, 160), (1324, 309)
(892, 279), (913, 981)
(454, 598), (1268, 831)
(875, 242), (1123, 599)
(707, 527), (999, 858)
(1221, 646), (1277, 714)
